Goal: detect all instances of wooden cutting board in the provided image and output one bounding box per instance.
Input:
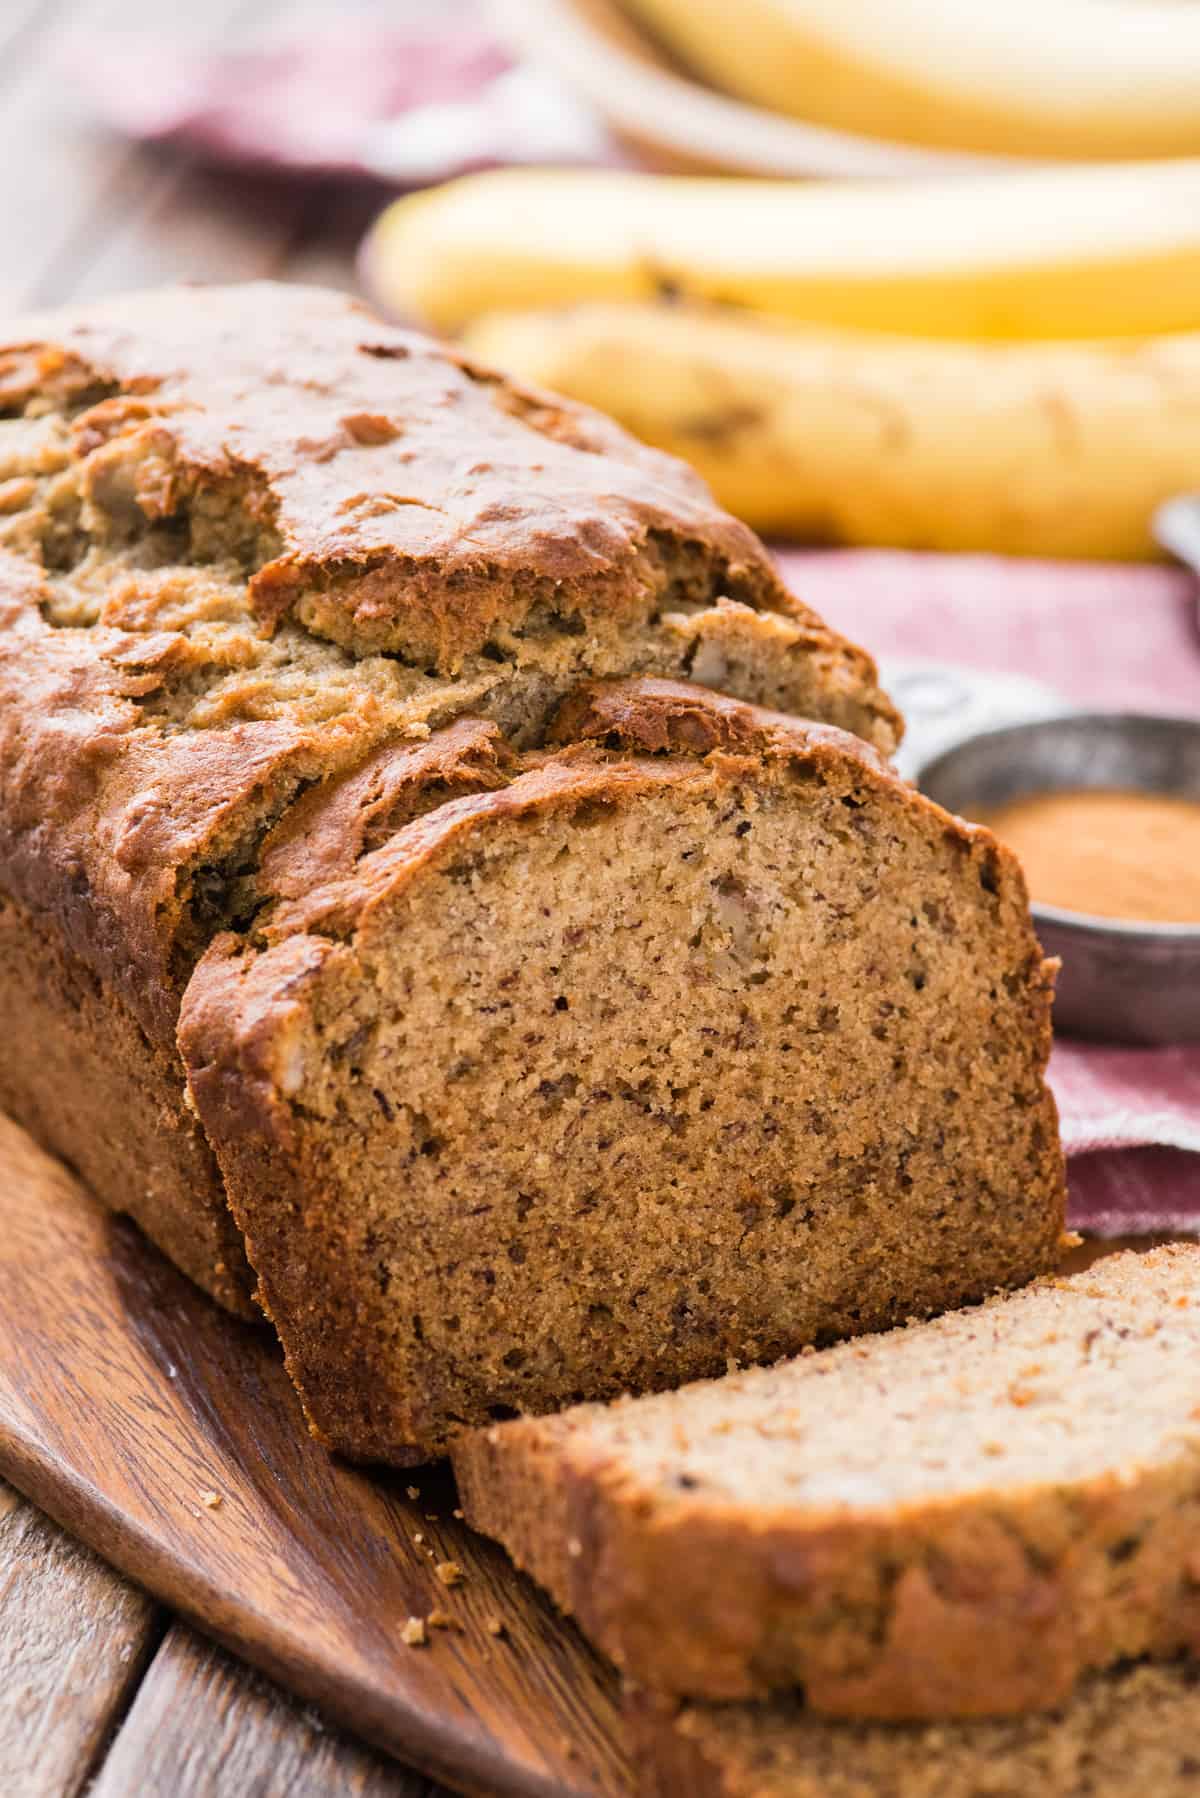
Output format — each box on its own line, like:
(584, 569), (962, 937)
(0, 1115), (628, 1798)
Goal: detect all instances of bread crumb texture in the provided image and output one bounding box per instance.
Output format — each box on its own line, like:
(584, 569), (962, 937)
(177, 672), (1062, 1465)
(455, 1245), (1200, 1718)
(632, 1658), (1200, 1798)
(426, 1608), (460, 1631)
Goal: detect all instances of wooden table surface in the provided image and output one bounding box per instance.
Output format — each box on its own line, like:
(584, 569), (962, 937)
(1, 2), (461, 1792)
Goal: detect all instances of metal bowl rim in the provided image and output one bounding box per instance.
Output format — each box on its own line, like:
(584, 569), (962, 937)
(1029, 899), (1200, 945)
(916, 708), (1200, 946)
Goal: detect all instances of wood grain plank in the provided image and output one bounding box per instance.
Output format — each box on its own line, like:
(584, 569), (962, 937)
(53, 0), (317, 301)
(60, 165), (309, 303)
(0, 1115), (628, 1798)
(0, 0), (71, 81)
(94, 1623), (440, 1798)
(3, 1), (401, 311)
(0, 0), (273, 311)
(0, 1476), (159, 1798)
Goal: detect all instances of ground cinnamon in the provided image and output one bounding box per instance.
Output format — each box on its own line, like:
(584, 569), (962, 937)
(977, 788), (1200, 924)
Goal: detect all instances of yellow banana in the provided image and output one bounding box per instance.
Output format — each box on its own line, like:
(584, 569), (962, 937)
(365, 164), (1200, 340)
(463, 302), (1200, 559)
(622, 0), (1200, 160)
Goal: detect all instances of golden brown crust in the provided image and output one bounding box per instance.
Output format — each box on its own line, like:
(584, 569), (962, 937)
(230, 677), (1035, 972)
(0, 282), (885, 671)
(547, 674), (1043, 937)
(0, 284), (898, 1024)
(547, 675), (893, 771)
(0, 887), (255, 1312)
(254, 716), (516, 904)
(254, 697), (913, 948)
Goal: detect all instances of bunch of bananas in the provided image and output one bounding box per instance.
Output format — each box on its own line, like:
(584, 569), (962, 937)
(621, 0), (1200, 161)
(365, 4), (1200, 559)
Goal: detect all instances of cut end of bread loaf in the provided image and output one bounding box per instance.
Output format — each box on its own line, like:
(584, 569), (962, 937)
(180, 678), (1062, 1465)
(453, 1244), (1200, 1719)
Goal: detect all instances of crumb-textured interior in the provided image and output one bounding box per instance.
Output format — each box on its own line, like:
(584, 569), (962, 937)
(246, 756), (1060, 1449)
(652, 1660), (1200, 1798)
(455, 1246), (1198, 1719)
(521, 1247), (1200, 1510)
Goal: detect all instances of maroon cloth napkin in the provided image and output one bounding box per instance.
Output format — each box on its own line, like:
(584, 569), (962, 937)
(63, 18), (612, 185)
(780, 549), (1200, 1233)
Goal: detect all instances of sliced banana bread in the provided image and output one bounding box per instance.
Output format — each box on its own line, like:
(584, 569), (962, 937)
(179, 678), (1063, 1464)
(631, 1659), (1200, 1798)
(454, 1244), (1200, 1716)
(0, 282), (895, 1311)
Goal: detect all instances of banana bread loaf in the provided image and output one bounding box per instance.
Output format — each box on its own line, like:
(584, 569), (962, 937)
(180, 677), (1063, 1464)
(0, 282), (896, 1313)
(630, 1659), (1200, 1798)
(454, 1245), (1200, 1715)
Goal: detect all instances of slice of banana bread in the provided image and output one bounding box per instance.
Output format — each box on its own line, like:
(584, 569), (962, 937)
(180, 679), (1063, 1464)
(454, 1244), (1200, 1717)
(0, 282), (895, 1311)
(630, 1660), (1200, 1798)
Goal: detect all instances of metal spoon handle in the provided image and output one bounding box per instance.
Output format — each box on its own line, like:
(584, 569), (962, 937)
(1154, 494), (1200, 588)
(879, 658), (1069, 784)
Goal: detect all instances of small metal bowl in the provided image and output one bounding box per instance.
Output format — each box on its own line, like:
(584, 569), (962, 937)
(917, 713), (1200, 1045)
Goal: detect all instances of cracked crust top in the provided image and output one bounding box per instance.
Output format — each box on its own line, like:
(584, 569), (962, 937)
(0, 281), (880, 668)
(0, 283), (898, 1038)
